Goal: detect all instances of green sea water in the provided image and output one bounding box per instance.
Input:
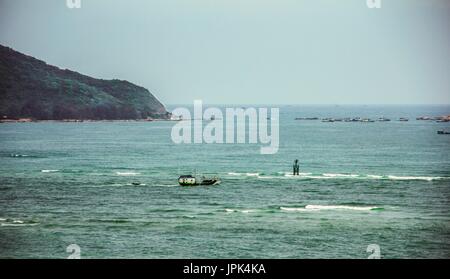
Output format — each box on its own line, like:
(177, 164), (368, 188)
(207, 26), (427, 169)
(0, 105), (449, 258)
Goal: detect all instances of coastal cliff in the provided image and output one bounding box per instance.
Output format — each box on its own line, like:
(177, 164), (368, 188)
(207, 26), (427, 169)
(0, 45), (170, 120)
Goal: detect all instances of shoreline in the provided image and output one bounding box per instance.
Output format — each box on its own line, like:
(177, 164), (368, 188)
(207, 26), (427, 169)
(0, 118), (178, 124)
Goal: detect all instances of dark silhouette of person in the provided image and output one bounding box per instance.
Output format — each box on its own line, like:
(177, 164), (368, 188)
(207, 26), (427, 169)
(293, 159), (300, 175)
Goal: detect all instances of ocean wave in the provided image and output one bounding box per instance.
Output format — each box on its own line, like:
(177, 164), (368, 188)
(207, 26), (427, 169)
(225, 208), (257, 214)
(323, 173), (359, 178)
(227, 172), (260, 177)
(125, 183), (147, 186)
(279, 207), (310, 212)
(306, 205), (381, 211)
(10, 154), (30, 158)
(41, 169), (59, 173)
(280, 205), (382, 212)
(227, 171), (446, 181)
(284, 172), (313, 177)
(116, 171), (140, 176)
(258, 176), (278, 179)
(387, 175), (443, 181)
(182, 215), (196, 219)
(0, 218), (38, 227)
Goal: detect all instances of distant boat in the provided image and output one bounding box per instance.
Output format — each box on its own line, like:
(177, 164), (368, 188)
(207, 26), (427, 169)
(295, 117), (319, 120)
(417, 116), (432, 120)
(378, 117), (391, 122)
(178, 175), (221, 186)
(399, 118), (409, 122)
(321, 118), (334, 123)
(437, 130), (450, 135)
(361, 118), (375, 123)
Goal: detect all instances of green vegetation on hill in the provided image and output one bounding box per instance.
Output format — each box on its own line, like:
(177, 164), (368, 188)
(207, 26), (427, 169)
(0, 45), (170, 120)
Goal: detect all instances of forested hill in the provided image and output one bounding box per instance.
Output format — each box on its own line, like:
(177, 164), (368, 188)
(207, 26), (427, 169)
(0, 45), (170, 120)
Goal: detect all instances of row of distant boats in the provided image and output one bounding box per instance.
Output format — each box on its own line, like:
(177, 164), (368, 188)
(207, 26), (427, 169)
(416, 116), (450, 122)
(296, 117), (405, 123)
(295, 115), (450, 123)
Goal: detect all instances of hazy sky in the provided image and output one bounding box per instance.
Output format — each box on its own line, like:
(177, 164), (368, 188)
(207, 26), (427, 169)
(0, 0), (449, 105)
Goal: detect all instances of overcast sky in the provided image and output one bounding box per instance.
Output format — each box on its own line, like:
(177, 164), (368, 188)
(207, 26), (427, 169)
(0, 0), (449, 105)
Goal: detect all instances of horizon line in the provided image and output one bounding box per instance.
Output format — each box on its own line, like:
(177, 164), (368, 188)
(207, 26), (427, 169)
(164, 103), (450, 106)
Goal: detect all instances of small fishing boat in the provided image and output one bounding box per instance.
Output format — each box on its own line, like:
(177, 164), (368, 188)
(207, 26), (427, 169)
(437, 130), (450, 135)
(178, 175), (221, 186)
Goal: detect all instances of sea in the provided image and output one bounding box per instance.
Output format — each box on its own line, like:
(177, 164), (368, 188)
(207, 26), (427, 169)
(0, 105), (449, 259)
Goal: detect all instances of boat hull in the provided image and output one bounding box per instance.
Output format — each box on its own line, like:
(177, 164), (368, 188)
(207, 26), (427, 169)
(179, 180), (220, 186)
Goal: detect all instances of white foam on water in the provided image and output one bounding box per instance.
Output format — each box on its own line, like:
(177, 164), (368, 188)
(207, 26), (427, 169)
(225, 208), (256, 213)
(284, 172), (312, 177)
(258, 176), (277, 179)
(229, 171), (447, 182)
(302, 175), (335, 180)
(227, 172), (260, 177)
(104, 183), (125, 187)
(305, 205), (379, 211)
(1, 223), (37, 227)
(0, 219), (37, 227)
(280, 207), (313, 212)
(228, 172), (259, 176)
(284, 173), (355, 179)
(323, 173), (359, 178)
(281, 205), (381, 212)
(41, 170), (59, 173)
(116, 172), (140, 176)
(387, 175), (442, 181)
(11, 154), (30, 157)
(126, 183), (147, 186)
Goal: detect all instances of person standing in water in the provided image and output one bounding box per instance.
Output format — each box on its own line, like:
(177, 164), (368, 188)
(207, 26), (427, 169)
(293, 159), (300, 176)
